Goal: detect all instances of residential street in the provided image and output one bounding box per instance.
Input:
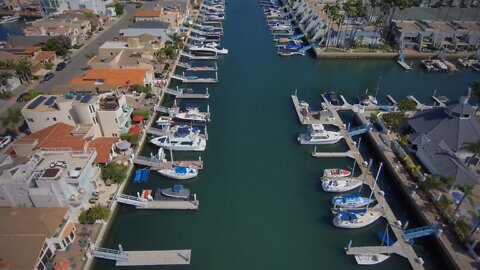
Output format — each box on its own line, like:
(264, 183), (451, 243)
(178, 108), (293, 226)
(0, 5), (135, 136)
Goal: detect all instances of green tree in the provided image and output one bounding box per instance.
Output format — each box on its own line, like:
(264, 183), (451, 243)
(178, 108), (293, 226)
(398, 134), (410, 146)
(437, 195), (454, 213)
(398, 99), (417, 113)
(452, 184), (474, 215)
(42, 36), (72, 56)
(15, 59), (32, 83)
(120, 133), (141, 145)
(462, 141), (480, 167)
(114, 2), (124, 16)
(0, 71), (13, 80)
(24, 89), (44, 101)
(101, 163), (128, 183)
(79, 205), (110, 224)
(132, 109), (150, 119)
(381, 112), (404, 129)
(44, 61), (53, 70)
(1, 108), (23, 135)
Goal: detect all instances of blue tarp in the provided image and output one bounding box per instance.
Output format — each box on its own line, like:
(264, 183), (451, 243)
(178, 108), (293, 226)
(133, 170), (142, 182)
(140, 170), (150, 182)
(174, 166), (188, 174)
(173, 185), (184, 192)
(179, 26), (189, 31)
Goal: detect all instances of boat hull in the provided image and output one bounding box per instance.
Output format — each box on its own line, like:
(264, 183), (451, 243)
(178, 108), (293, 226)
(158, 169), (198, 179)
(322, 179), (363, 193)
(333, 210), (383, 228)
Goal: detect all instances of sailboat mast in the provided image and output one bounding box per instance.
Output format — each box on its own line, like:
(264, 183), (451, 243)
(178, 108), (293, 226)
(367, 162), (383, 208)
(374, 76), (382, 98)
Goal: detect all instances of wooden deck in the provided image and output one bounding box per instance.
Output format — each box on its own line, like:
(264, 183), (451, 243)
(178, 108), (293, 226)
(116, 250), (191, 266)
(144, 200), (199, 210)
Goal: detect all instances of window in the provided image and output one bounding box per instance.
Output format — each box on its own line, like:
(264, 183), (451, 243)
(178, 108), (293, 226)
(68, 116), (71, 120)
(89, 105), (96, 113)
(52, 117), (57, 121)
(92, 117), (97, 124)
(27, 118), (34, 122)
(112, 133), (117, 137)
(70, 231), (75, 239)
(45, 248), (53, 259)
(54, 243), (61, 250)
(46, 117), (49, 121)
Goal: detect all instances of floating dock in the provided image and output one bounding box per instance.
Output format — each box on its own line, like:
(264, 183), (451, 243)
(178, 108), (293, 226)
(386, 95), (397, 105)
(92, 246), (191, 266)
(171, 72), (218, 84)
(162, 88), (210, 99)
(181, 51), (218, 60)
(291, 93), (337, 126)
(311, 150), (355, 159)
(116, 194), (199, 210)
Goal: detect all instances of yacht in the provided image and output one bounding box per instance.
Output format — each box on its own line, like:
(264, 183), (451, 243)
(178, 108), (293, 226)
(322, 178), (363, 193)
(270, 23), (291, 31)
(354, 254), (390, 265)
(333, 208), (383, 229)
(323, 168), (351, 178)
(172, 106), (209, 124)
(297, 124), (343, 145)
(189, 43), (228, 55)
(150, 126), (207, 151)
(0, 15), (20, 24)
(158, 166), (198, 180)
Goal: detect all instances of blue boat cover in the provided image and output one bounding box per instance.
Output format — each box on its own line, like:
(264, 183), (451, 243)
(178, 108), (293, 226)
(174, 166), (188, 174)
(173, 185), (184, 192)
(346, 208), (367, 214)
(179, 26), (189, 31)
(176, 127), (190, 136)
(285, 44), (301, 50)
(140, 170), (150, 182)
(339, 211), (357, 221)
(133, 170), (142, 182)
(377, 230), (395, 246)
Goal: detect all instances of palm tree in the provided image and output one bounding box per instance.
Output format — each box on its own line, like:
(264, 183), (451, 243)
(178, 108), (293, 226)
(2, 108), (23, 135)
(170, 34), (184, 50)
(452, 184), (474, 216)
(0, 71), (13, 80)
(462, 141), (480, 167)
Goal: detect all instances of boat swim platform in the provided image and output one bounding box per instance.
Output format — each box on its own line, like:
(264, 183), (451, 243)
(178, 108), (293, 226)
(326, 106), (425, 270)
(291, 94), (339, 126)
(116, 250), (192, 266)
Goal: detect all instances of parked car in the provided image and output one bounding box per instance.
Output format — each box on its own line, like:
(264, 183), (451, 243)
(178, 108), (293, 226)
(40, 72), (54, 83)
(56, 62), (66, 71)
(16, 92), (29, 102)
(63, 57), (71, 65)
(0, 135), (12, 148)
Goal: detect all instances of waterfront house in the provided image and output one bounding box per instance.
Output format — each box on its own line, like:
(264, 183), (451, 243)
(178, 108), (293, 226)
(0, 207), (76, 270)
(119, 27), (173, 41)
(3, 0), (40, 11)
(391, 20), (480, 52)
(22, 92), (134, 137)
(88, 49), (157, 71)
(66, 0), (113, 15)
(407, 96), (480, 185)
(40, 0), (69, 14)
(1, 46), (57, 74)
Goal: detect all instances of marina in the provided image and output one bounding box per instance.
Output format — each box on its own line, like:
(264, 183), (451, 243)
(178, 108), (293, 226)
(94, 0), (479, 269)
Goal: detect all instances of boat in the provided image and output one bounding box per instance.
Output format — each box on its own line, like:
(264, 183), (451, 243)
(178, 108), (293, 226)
(150, 126), (207, 151)
(332, 208), (383, 228)
(156, 116), (172, 128)
(189, 43), (228, 55)
(0, 15), (20, 24)
(325, 91), (340, 105)
(158, 165), (198, 179)
(322, 178), (363, 193)
(270, 23), (291, 31)
(472, 63), (480, 72)
(354, 254), (390, 265)
(458, 58), (478, 67)
(323, 168), (351, 178)
(284, 43), (301, 51)
(421, 59), (438, 71)
(161, 185), (191, 199)
(297, 124), (343, 145)
(359, 91), (370, 106)
(172, 106), (209, 124)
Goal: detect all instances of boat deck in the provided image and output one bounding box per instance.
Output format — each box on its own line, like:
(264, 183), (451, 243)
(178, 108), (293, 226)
(116, 250), (191, 266)
(151, 161), (204, 170)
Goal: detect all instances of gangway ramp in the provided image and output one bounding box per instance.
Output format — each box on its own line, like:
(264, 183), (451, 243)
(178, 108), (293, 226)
(347, 124), (372, 137)
(116, 194), (147, 208)
(403, 224), (439, 241)
(93, 247), (129, 262)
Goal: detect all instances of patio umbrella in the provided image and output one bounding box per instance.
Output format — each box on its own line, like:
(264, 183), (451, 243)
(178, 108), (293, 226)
(132, 115), (145, 122)
(128, 125), (142, 134)
(116, 140), (131, 151)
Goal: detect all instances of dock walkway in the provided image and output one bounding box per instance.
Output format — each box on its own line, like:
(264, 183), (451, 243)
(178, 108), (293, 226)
(162, 88), (210, 99)
(291, 94), (338, 126)
(116, 250), (191, 266)
(312, 150), (355, 159)
(323, 103), (425, 270)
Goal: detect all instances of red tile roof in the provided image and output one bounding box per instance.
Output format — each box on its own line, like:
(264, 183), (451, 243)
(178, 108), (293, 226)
(135, 10), (161, 17)
(20, 123), (86, 151)
(71, 69), (148, 86)
(128, 125), (142, 134)
(88, 137), (120, 164)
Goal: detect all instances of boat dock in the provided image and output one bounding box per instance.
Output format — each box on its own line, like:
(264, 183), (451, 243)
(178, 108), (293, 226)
(311, 150), (355, 159)
(92, 245), (191, 266)
(431, 95), (446, 107)
(152, 160), (204, 170)
(162, 87), (210, 99)
(181, 51), (218, 60)
(177, 61), (218, 71)
(386, 95), (397, 105)
(171, 72), (218, 83)
(291, 93), (338, 126)
(133, 156), (163, 167)
(116, 194), (199, 210)
(321, 102), (426, 270)
(345, 241), (406, 257)
(407, 95), (432, 110)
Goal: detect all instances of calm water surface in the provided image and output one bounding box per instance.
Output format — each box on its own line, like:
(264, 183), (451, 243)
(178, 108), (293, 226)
(94, 0), (478, 269)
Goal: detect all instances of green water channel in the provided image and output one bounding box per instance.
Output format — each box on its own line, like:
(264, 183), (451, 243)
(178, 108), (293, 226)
(93, 0), (479, 269)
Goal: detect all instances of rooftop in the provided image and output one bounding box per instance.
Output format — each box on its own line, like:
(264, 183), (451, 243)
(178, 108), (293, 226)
(135, 9), (161, 17)
(100, 41), (128, 49)
(19, 122), (88, 151)
(22, 94), (99, 112)
(0, 207), (68, 270)
(71, 69), (148, 86)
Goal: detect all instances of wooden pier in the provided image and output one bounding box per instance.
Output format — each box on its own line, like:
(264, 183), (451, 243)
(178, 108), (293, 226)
(162, 87), (210, 99)
(291, 94), (337, 126)
(145, 127), (167, 136)
(431, 95), (446, 107)
(323, 104), (426, 270)
(171, 72), (218, 84)
(145, 200), (199, 210)
(311, 150), (355, 159)
(116, 250), (191, 266)
(151, 160), (204, 170)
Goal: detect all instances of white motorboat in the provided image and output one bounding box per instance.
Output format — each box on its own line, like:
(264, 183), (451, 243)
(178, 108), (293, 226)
(150, 126), (207, 151)
(158, 166), (198, 180)
(297, 124), (343, 145)
(333, 208), (383, 229)
(369, 95), (378, 105)
(322, 178), (363, 193)
(156, 116), (172, 128)
(323, 168), (351, 178)
(161, 185), (192, 199)
(270, 23), (291, 31)
(173, 106), (209, 124)
(458, 58), (478, 67)
(0, 15), (20, 24)
(189, 43), (228, 55)
(354, 254), (390, 265)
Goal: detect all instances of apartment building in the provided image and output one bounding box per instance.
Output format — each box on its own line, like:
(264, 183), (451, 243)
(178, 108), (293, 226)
(0, 207), (75, 270)
(66, 0), (112, 14)
(22, 92), (134, 137)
